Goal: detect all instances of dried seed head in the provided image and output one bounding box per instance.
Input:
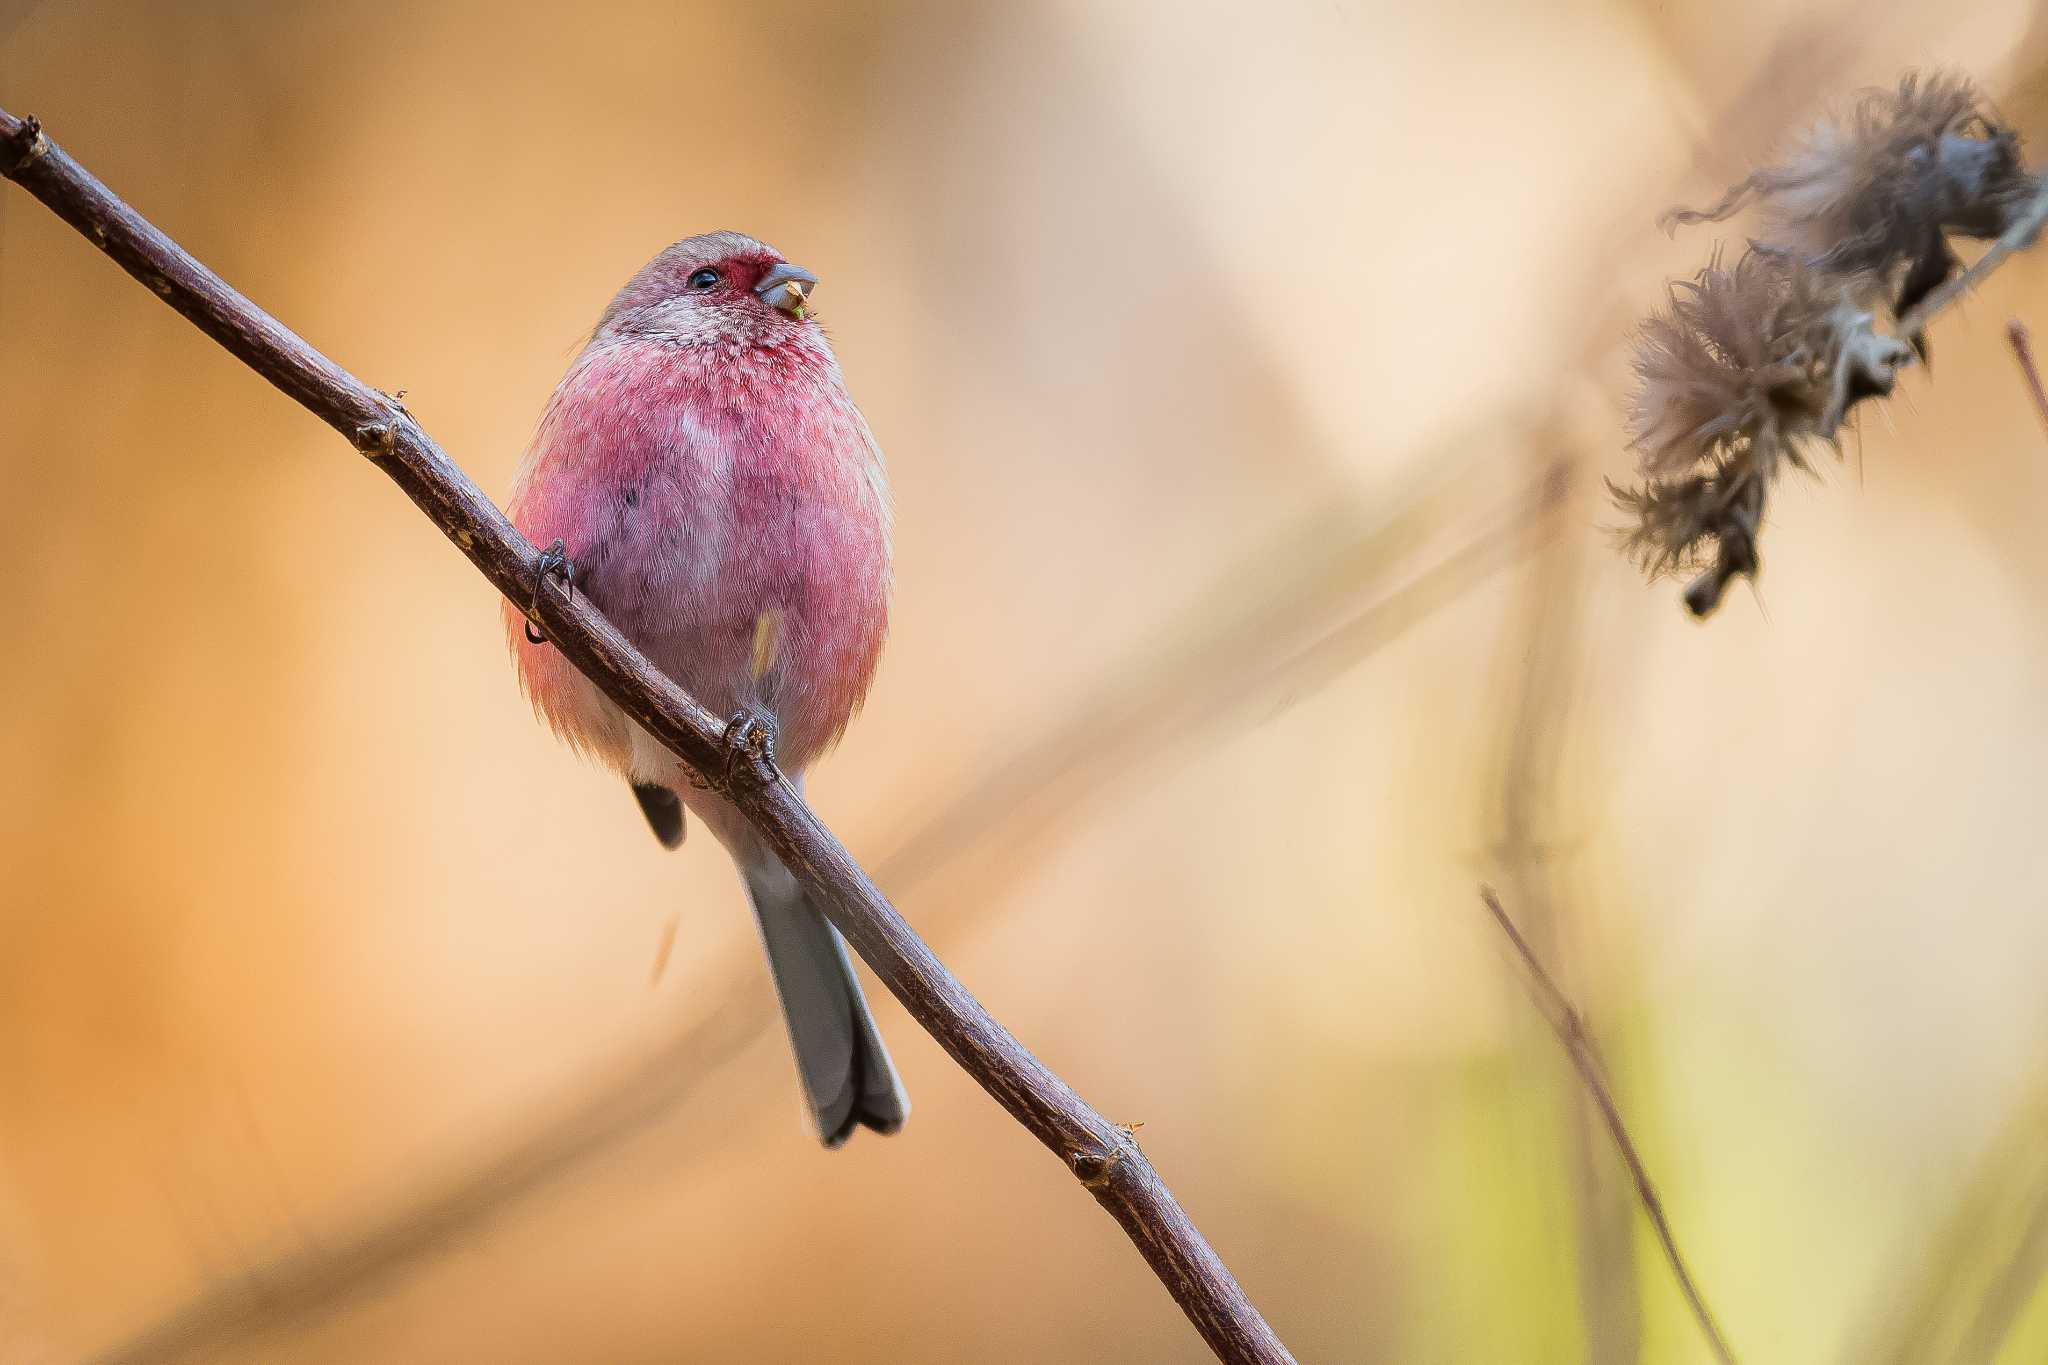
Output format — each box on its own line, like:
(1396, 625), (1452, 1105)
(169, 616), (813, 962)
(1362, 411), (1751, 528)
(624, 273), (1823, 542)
(1609, 471), (1754, 579)
(1614, 250), (1910, 609)
(1665, 73), (2037, 318)
(1629, 251), (1830, 478)
(1627, 252), (1901, 473)
(1624, 67), (2044, 618)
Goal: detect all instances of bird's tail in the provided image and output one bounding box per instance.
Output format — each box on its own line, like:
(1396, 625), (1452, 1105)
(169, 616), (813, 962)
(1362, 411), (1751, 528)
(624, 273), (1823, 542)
(741, 853), (909, 1145)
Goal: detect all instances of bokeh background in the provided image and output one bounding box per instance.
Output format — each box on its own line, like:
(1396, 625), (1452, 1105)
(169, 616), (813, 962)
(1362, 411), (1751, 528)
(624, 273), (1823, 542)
(4, 1), (2048, 1361)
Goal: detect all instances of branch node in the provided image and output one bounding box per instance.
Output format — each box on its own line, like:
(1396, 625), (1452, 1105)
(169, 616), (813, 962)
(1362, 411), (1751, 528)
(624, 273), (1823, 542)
(1070, 1133), (1132, 1189)
(3, 115), (46, 176)
(353, 421), (398, 458)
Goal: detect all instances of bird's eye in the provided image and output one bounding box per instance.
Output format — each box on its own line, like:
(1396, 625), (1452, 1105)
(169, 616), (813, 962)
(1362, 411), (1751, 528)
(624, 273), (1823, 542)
(686, 267), (721, 291)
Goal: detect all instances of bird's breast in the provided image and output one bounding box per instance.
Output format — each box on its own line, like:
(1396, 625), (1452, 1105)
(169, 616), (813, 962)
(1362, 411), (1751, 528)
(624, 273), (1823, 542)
(508, 337), (891, 772)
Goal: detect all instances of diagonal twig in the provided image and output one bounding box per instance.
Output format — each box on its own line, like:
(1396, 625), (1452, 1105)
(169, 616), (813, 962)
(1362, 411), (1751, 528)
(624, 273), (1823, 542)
(1896, 179), (2048, 344)
(1479, 887), (1740, 1365)
(1484, 429), (1646, 1364)
(2006, 320), (2048, 438)
(0, 106), (1295, 1365)
(98, 451), (1562, 1362)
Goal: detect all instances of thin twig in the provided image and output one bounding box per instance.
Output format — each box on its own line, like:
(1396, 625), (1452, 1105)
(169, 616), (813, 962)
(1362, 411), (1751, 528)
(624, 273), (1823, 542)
(1896, 179), (2048, 343)
(0, 107), (1296, 1365)
(96, 456), (1562, 1363)
(1485, 432), (1645, 1364)
(1479, 888), (1740, 1365)
(2006, 320), (2048, 439)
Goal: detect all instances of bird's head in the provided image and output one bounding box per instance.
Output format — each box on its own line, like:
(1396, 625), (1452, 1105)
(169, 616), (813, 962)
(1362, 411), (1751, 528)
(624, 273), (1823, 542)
(596, 230), (820, 347)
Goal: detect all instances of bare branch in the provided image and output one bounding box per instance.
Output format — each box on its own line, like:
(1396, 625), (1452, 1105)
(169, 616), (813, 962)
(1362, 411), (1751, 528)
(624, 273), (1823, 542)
(92, 450), (1559, 1361)
(0, 107), (1296, 1365)
(1479, 888), (1739, 1365)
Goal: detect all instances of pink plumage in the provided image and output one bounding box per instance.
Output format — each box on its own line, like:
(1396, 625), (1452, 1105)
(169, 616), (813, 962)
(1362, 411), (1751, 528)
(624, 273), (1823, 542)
(504, 231), (907, 1145)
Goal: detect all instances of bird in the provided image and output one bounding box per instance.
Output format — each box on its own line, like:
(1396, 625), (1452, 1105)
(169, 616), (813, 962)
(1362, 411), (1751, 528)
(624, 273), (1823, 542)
(503, 230), (907, 1145)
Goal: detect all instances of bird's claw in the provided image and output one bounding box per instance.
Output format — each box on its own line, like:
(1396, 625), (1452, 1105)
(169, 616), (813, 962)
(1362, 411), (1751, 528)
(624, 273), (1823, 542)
(524, 538), (576, 644)
(718, 709), (780, 792)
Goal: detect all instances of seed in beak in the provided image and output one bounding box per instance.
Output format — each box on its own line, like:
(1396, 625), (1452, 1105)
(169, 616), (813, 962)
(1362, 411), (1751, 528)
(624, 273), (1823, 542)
(754, 262), (819, 320)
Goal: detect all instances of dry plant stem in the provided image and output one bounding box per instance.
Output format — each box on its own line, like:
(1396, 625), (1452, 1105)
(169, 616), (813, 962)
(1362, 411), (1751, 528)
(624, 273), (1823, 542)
(1486, 451), (1645, 1363)
(1896, 178), (2048, 343)
(2007, 321), (2048, 438)
(0, 107), (1295, 1365)
(1479, 889), (1740, 1365)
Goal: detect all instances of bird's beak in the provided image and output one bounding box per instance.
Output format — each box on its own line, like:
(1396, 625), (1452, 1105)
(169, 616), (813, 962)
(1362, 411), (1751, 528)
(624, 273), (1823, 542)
(755, 263), (818, 319)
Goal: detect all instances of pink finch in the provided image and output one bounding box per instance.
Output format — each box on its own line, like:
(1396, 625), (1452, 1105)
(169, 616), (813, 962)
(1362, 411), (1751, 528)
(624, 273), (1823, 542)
(504, 231), (907, 1145)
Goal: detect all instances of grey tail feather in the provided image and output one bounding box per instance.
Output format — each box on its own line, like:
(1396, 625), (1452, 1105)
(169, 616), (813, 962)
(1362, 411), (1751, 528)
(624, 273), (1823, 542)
(632, 782), (685, 849)
(742, 855), (909, 1145)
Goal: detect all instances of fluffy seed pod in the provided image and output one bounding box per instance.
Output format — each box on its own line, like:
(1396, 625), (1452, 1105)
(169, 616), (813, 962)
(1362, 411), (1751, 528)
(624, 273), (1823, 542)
(1613, 251), (1911, 614)
(1665, 73), (2038, 324)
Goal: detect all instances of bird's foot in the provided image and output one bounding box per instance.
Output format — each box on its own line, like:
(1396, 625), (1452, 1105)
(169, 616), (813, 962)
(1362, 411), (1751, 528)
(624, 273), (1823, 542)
(524, 538), (576, 644)
(718, 709), (781, 792)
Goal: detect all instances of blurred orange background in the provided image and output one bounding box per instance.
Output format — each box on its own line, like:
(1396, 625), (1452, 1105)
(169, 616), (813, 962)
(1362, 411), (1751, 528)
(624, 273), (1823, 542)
(4, 2), (2048, 1361)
